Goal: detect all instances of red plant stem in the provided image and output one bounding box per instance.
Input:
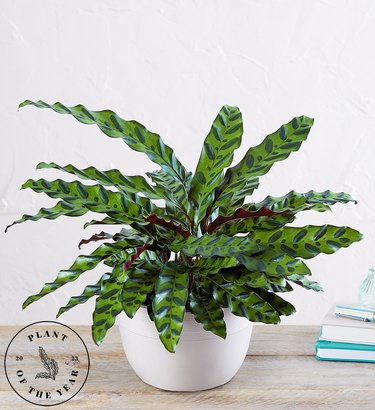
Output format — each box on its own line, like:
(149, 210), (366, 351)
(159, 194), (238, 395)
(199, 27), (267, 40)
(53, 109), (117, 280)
(123, 244), (149, 271)
(145, 214), (190, 238)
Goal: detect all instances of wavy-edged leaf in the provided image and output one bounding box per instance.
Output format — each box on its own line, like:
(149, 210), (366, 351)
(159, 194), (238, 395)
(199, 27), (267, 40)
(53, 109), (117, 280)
(200, 274), (280, 324)
(20, 100), (188, 185)
(236, 250), (311, 277)
(194, 256), (238, 275)
(22, 239), (146, 308)
(22, 178), (159, 224)
(207, 206), (292, 234)
(92, 278), (123, 345)
(188, 105), (243, 226)
(5, 201), (88, 232)
(211, 190), (354, 236)
(84, 216), (125, 229)
(78, 231), (112, 249)
(121, 261), (159, 318)
(250, 288), (296, 316)
(220, 267), (269, 288)
(152, 262), (189, 353)
(146, 214), (190, 238)
(215, 213), (295, 236)
(146, 169), (191, 217)
(189, 291), (226, 338)
(56, 273), (110, 317)
(265, 281), (294, 293)
(243, 190), (356, 213)
(287, 274), (323, 291)
(212, 116), (314, 213)
(250, 225), (363, 259)
(37, 162), (164, 200)
(170, 234), (263, 257)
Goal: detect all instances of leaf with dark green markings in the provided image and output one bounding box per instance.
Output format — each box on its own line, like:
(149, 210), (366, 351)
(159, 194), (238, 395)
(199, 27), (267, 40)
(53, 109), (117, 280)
(250, 288), (296, 316)
(22, 239), (146, 308)
(214, 213), (295, 236)
(212, 116), (314, 213)
(212, 190), (354, 235)
(92, 278), (123, 345)
(264, 281), (294, 293)
(146, 169), (192, 222)
(236, 250), (311, 277)
(243, 190), (356, 214)
(188, 105), (243, 226)
(37, 162), (164, 199)
(194, 256), (238, 275)
(5, 201), (88, 232)
(170, 234), (263, 257)
(220, 267), (269, 288)
(56, 273), (110, 317)
(250, 225), (363, 259)
(20, 100), (188, 185)
(152, 262), (189, 353)
(189, 291), (226, 338)
(83, 216), (125, 229)
(22, 178), (160, 224)
(121, 262), (160, 318)
(287, 274), (323, 291)
(200, 274), (280, 324)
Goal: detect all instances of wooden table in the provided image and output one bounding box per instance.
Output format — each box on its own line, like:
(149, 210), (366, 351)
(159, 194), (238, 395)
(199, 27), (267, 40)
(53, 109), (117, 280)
(1, 325), (374, 409)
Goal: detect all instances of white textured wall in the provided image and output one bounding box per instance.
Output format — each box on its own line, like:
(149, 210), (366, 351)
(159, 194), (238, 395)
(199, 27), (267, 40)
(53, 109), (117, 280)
(1, 0), (374, 325)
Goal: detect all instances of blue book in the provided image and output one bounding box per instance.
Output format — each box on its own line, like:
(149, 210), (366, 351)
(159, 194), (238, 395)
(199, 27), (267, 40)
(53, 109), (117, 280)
(316, 339), (375, 363)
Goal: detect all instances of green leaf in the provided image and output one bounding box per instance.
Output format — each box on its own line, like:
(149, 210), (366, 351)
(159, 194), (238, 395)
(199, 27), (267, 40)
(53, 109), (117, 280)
(152, 262), (189, 353)
(250, 288), (296, 316)
(147, 169), (191, 216)
(92, 278), (123, 345)
(201, 274), (280, 324)
(22, 178), (159, 224)
(188, 105), (243, 226)
(243, 190), (356, 213)
(170, 234), (262, 257)
(214, 213), (295, 236)
(194, 256), (238, 275)
(287, 274), (323, 291)
(5, 201), (88, 232)
(213, 116), (314, 212)
(236, 250), (311, 277)
(84, 216), (125, 229)
(121, 262), (159, 318)
(37, 162), (164, 199)
(189, 291), (226, 339)
(250, 225), (363, 259)
(22, 239), (145, 308)
(264, 281), (294, 293)
(56, 273), (110, 317)
(220, 267), (269, 288)
(20, 100), (188, 186)
(213, 190), (355, 236)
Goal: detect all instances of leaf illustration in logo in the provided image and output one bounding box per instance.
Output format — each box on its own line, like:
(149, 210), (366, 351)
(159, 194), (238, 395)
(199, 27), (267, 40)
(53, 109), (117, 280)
(35, 346), (59, 380)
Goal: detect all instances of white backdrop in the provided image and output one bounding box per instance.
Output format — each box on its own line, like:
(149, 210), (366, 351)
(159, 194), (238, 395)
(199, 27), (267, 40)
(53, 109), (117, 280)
(1, 0), (374, 325)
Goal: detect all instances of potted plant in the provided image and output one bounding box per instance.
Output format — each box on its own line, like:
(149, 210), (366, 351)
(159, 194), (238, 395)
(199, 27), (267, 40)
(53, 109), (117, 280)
(6, 101), (362, 391)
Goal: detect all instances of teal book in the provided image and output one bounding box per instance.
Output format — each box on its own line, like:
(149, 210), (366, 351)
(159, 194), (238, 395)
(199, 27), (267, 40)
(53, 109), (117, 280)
(316, 339), (375, 363)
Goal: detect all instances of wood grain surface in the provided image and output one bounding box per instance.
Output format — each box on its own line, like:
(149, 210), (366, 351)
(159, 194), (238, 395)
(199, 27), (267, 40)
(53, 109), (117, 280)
(1, 325), (374, 409)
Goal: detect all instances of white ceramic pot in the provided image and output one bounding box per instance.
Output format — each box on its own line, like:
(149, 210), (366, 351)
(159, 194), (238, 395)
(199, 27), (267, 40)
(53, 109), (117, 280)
(117, 307), (253, 391)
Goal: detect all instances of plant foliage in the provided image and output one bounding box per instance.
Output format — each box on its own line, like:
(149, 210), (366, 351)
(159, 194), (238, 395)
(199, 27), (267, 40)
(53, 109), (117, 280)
(7, 101), (362, 353)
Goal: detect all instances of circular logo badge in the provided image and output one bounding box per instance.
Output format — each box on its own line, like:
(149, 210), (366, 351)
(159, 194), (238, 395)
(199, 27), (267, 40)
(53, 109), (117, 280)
(4, 321), (90, 406)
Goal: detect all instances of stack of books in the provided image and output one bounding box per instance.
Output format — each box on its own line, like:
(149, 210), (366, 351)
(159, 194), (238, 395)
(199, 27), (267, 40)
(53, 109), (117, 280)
(316, 304), (375, 362)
